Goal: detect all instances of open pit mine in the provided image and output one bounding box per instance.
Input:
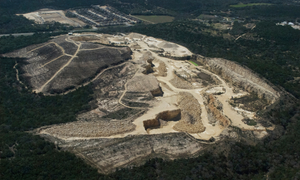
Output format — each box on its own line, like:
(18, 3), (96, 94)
(4, 32), (290, 173)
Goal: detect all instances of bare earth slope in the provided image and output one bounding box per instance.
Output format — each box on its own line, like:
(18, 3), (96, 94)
(4, 35), (132, 94)
(7, 32), (288, 173)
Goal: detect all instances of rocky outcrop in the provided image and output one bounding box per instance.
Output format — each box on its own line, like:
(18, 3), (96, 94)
(40, 118), (136, 138)
(143, 64), (154, 75)
(142, 52), (155, 74)
(121, 47), (133, 60)
(150, 87), (163, 96)
(143, 109), (181, 130)
(127, 75), (163, 96)
(205, 94), (230, 126)
(143, 119), (161, 130)
(48, 132), (206, 174)
(197, 56), (280, 103)
(157, 109), (181, 120)
(155, 60), (167, 77)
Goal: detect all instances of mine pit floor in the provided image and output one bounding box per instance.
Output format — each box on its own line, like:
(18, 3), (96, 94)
(36, 34), (274, 141)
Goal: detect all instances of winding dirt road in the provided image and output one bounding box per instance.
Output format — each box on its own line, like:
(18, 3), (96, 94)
(38, 34), (269, 141)
(35, 40), (82, 93)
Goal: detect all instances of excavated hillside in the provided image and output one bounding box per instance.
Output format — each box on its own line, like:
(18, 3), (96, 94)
(39, 132), (208, 174)
(5, 32), (293, 173)
(4, 35), (132, 94)
(196, 56), (280, 103)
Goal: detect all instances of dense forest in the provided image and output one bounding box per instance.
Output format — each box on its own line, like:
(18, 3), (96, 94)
(1, 0), (300, 179)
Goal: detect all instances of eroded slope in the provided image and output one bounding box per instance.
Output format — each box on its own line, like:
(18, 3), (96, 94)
(8, 32), (287, 173)
(4, 35), (132, 94)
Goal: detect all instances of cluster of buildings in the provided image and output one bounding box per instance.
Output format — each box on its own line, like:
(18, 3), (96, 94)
(67, 5), (141, 27)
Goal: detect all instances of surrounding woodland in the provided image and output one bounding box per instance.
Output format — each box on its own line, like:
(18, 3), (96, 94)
(1, 0), (300, 33)
(1, 0), (300, 179)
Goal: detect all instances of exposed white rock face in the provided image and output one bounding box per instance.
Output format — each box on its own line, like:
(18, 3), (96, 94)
(127, 75), (163, 96)
(197, 56), (280, 103)
(53, 133), (206, 174)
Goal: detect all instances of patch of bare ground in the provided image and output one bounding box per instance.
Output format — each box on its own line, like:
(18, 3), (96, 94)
(57, 41), (78, 55)
(229, 93), (269, 112)
(204, 94), (230, 127)
(170, 72), (195, 89)
(155, 60), (167, 77)
(27, 33), (284, 173)
(143, 109), (181, 130)
(197, 56), (279, 103)
(91, 63), (140, 115)
(71, 36), (101, 42)
(102, 107), (144, 120)
(126, 75), (163, 96)
(4, 35), (133, 94)
(121, 92), (153, 108)
(52, 132), (205, 174)
(42, 114), (136, 138)
(158, 81), (173, 91)
(80, 42), (104, 49)
(131, 44), (142, 49)
(141, 52), (155, 75)
(173, 92), (205, 133)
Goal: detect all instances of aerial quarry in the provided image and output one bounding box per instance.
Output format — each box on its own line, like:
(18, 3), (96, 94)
(5, 32), (286, 173)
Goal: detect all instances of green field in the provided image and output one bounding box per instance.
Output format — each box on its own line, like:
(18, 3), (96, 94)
(230, 3), (272, 8)
(189, 61), (198, 66)
(133, 15), (174, 24)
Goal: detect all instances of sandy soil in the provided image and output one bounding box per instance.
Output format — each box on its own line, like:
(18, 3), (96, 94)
(21, 10), (84, 27)
(37, 33), (273, 141)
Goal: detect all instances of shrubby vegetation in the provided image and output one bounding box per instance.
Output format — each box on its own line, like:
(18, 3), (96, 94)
(0, 132), (103, 180)
(232, 5), (300, 21)
(0, 57), (94, 131)
(0, 34), (52, 54)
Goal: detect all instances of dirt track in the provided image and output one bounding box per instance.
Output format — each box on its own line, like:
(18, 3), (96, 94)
(37, 33), (273, 141)
(110, 40), (263, 140)
(13, 62), (27, 89)
(28, 36), (129, 94)
(35, 38), (82, 93)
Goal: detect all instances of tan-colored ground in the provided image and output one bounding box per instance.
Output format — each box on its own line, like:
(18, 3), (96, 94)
(20, 9), (85, 27)
(23, 32), (282, 173)
(36, 32), (276, 142)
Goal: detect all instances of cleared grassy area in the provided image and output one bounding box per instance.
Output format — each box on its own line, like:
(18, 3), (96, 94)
(197, 14), (217, 20)
(133, 15), (174, 24)
(189, 60), (198, 66)
(230, 3), (272, 8)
